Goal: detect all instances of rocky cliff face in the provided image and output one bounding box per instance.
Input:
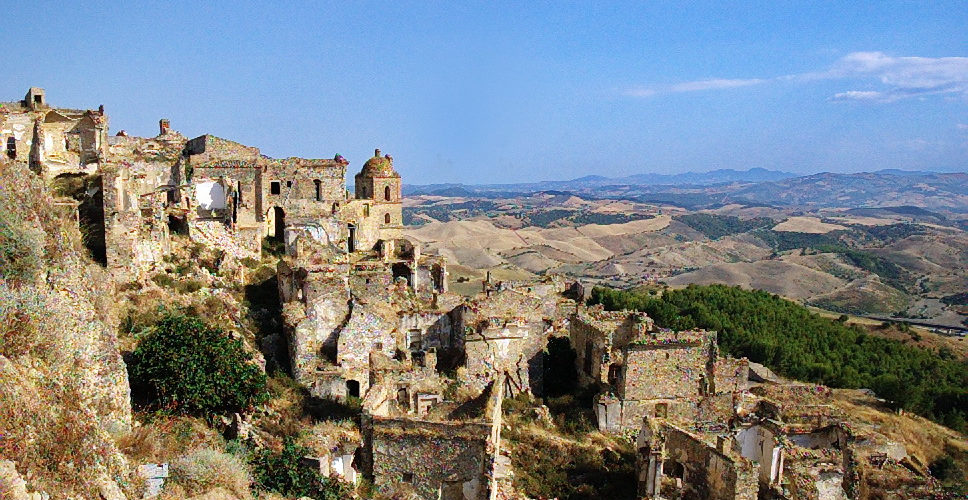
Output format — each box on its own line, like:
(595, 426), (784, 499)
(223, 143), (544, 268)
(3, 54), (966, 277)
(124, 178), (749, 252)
(0, 162), (132, 498)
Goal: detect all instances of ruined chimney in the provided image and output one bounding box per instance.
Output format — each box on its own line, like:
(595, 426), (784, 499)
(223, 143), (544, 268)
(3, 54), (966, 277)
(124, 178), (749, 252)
(159, 119), (170, 136)
(374, 148), (381, 157)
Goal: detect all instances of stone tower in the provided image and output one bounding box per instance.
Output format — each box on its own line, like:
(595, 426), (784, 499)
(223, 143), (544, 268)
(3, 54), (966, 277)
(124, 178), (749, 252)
(351, 148), (403, 251)
(354, 148), (401, 203)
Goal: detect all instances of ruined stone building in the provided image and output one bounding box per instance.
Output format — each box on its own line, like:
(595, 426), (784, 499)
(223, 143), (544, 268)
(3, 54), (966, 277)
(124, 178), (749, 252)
(277, 216), (455, 401)
(455, 277), (575, 396)
(360, 373), (509, 500)
(0, 87), (109, 180)
(638, 418), (758, 500)
(3, 88), (418, 282)
(570, 305), (750, 432)
(636, 384), (942, 500)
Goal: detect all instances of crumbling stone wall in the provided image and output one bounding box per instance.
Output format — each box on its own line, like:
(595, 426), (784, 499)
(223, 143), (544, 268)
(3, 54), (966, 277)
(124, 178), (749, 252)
(279, 263), (350, 387)
(598, 395), (700, 433)
(570, 309), (648, 386)
(400, 310), (458, 351)
(364, 418), (495, 499)
(1, 89), (108, 180)
(713, 357), (750, 395)
(638, 421), (757, 500)
(459, 287), (555, 395)
(361, 376), (504, 500)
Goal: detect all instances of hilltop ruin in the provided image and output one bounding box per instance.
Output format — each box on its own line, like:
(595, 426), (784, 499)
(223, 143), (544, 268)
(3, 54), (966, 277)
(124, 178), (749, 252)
(0, 88), (948, 499)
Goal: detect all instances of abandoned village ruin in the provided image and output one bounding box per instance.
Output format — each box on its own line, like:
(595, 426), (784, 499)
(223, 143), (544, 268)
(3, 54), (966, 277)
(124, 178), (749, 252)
(0, 88), (944, 499)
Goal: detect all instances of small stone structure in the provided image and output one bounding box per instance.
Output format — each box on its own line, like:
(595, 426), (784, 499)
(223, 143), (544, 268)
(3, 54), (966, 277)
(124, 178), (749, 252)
(136, 463), (169, 498)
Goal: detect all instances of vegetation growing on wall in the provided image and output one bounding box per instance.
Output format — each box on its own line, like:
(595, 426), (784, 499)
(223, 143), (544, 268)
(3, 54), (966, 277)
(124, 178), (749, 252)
(590, 284), (968, 432)
(250, 436), (352, 499)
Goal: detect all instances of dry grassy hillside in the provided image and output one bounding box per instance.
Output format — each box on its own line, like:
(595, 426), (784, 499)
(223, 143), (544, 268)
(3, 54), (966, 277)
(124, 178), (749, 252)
(0, 162), (132, 498)
(405, 193), (968, 325)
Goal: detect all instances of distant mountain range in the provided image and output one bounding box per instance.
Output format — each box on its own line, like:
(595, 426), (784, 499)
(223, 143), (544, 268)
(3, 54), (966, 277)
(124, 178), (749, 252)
(405, 168), (968, 212)
(567, 167), (798, 186)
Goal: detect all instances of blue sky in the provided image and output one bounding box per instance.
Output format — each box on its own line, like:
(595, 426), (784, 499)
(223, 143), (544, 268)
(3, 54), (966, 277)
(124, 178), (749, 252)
(2, 1), (966, 183)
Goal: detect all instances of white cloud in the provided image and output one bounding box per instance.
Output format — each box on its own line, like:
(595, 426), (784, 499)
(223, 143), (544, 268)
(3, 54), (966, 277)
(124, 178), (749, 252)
(627, 51), (968, 102)
(828, 51), (968, 102)
(624, 87), (657, 97)
(669, 78), (765, 92)
(624, 78), (765, 97)
(956, 123), (968, 130)
(830, 90), (885, 102)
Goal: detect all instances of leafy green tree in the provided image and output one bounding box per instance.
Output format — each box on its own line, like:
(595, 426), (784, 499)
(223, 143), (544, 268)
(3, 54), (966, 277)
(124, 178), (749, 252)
(129, 313), (268, 418)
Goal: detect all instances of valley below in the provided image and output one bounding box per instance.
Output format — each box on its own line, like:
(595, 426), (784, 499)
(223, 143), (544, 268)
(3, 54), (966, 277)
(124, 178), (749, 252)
(404, 187), (968, 330)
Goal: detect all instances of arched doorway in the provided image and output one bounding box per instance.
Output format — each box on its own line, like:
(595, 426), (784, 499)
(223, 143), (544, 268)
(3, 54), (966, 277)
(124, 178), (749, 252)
(431, 264), (445, 292)
(392, 263), (412, 287)
(346, 379), (360, 399)
(272, 206), (285, 240)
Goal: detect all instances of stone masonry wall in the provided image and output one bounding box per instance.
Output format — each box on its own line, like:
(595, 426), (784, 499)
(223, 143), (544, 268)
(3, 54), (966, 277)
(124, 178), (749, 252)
(366, 418), (496, 500)
(662, 427), (757, 500)
(620, 343), (707, 400)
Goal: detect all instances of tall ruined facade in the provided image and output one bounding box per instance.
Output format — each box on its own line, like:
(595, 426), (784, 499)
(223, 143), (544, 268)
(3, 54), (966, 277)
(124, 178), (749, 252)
(1, 87), (422, 282)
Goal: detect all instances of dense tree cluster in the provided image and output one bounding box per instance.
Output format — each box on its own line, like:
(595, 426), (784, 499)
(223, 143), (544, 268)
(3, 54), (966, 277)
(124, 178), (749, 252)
(852, 222), (927, 243)
(673, 214), (774, 240)
(752, 228), (846, 251)
(941, 292), (968, 306)
(590, 285), (968, 432)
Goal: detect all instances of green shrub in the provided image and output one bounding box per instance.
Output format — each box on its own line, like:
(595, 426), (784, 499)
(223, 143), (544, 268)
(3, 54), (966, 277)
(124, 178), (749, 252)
(128, 313), (268, 418)
(174, 279), (204, 294)
(251, 437), (351, 499)
(151, 273), (176, 288)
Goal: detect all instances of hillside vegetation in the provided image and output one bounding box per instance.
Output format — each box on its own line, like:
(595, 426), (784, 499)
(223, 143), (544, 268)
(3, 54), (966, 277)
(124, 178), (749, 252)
(0, 162), (132, 497)
(673, 213), (773, 239)
(590, 284), (968, 432)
